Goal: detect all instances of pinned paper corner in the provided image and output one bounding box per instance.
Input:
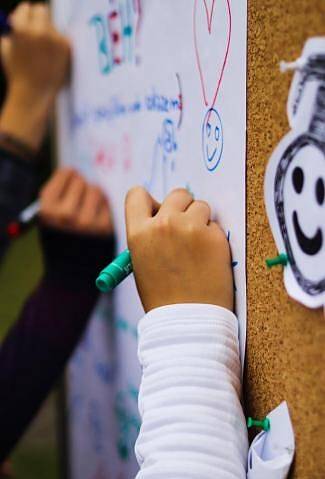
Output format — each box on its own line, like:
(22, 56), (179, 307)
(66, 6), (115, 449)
(247, 401), (295, 479)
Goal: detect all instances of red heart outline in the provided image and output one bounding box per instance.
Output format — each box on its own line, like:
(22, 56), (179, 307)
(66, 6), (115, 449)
(133, 0), (142, 37)
(193, 0), (232, 107)
(203, 0), (216, 33)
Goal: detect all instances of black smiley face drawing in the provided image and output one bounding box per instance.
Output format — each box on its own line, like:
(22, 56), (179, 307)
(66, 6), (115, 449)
(275, 135), (325, 295)
(291, 165), (324, 255)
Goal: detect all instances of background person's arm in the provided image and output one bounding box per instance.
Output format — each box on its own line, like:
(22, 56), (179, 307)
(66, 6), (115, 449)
(0, 3), (70, 259)
(0, 169), (115, 463)
(0, 2), (70, 152)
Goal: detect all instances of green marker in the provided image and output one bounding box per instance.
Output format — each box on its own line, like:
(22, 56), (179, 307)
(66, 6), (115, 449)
(247, 417), (270, 432)
(266, 253), (288, 269)
(96, 249), (132, 293)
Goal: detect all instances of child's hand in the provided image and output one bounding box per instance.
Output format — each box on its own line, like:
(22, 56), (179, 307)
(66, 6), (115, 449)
(40, 168), (113, 236)
(125, 187), (234, 313)
(0, 3), (71, 150)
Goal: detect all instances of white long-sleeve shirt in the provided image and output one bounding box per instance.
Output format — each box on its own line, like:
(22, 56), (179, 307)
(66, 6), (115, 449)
(135, 304), (248, 479)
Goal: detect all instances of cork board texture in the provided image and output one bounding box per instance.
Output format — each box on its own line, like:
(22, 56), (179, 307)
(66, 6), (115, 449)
(245, 1), (325, 477)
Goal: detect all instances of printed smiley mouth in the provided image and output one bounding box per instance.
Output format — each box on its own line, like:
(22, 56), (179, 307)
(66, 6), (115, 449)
(293, 211), (323, 256)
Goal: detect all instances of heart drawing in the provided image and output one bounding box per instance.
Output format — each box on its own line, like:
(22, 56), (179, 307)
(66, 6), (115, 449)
(133, 0), (142, 37)
(193, 0), (232, 108)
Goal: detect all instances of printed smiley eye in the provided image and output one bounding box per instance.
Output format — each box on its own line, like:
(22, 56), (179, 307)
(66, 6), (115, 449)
(206, 123), (211, 137)
(215, 126), (220, 141)
(292, 167), (304, 194)
(316, 177), (324, 205)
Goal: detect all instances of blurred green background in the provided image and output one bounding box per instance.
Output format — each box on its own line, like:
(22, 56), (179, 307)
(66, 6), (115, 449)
(0, 230), (60, 479)
(0, 1), (61, 477)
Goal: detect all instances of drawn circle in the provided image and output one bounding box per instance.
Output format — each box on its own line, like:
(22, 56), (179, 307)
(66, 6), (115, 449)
(202, 108), (223, 172)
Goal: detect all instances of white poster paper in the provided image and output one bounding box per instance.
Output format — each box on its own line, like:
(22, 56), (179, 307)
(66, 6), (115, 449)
(53, 1), (247, 478)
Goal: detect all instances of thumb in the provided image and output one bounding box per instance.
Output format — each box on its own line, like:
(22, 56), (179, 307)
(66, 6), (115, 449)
(125, 186), (160, 236)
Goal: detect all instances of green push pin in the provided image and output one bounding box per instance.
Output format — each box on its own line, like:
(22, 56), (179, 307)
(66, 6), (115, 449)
(266, 253), (288, 269)
(247, 416), (270, 432)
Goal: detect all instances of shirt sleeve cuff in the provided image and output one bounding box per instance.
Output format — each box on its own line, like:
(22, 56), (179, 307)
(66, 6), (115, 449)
(139, 303), (238, 336)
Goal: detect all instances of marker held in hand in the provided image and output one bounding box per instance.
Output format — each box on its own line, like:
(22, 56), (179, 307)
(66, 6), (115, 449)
(6, 200), (40, 238)
(96, 249), (133, 292)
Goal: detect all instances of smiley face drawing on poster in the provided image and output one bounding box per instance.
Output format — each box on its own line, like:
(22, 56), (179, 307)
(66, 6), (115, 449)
(265, 40), (325, 308)
(202, 108), (223, 172)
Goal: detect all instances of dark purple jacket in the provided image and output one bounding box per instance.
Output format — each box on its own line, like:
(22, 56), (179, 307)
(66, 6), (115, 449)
(0, 148), (115, 463)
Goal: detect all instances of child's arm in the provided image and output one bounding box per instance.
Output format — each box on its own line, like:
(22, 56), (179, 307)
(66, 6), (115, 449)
(0, 169), (114, 463)
(126, 187), (248, 478)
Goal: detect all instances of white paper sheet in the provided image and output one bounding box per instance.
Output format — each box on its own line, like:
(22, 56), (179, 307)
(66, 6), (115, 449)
(247, 402), (295, 479)
(265, 38), (325, 309)
(53, 1), (248, 477)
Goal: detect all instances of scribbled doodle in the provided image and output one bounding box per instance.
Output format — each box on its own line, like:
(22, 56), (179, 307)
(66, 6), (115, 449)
(70, 328), (92, 368)
(176, 73), (183, 129)
(114, 385), (140, 461)
(89, 15), (111, 74)
(94, 361), (116, 384)
(145, 89), (181, 113)
(95, 147), (116, 171)
(89, 0), (142, 75)
(88, 399), (104, 454)
(146, 118), (178, 200)
(73, 91), (180, 130)
(93, 134), (133, 175)
(115, 316), (138, 339)
(227, 230), (238, 292)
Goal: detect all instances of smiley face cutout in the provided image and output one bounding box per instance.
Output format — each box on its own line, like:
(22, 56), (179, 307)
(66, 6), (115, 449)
(279, 139), (325, 293)
(202, 108), (223, 172)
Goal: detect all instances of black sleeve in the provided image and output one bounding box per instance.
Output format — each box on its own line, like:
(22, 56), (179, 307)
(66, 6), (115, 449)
(0, 226), (115, 463)
(0, 147), (38, 260)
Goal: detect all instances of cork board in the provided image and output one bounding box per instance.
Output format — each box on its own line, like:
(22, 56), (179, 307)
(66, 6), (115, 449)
(245, 1), (325, 478)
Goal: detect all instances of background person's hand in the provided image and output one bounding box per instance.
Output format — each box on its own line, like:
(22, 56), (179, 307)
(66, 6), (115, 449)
(40, 168), (113, 237)
(125, 187), (234, 313)
(0, 2), (71, 151)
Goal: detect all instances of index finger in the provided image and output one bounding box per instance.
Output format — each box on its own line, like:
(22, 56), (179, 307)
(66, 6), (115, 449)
(158, 188), (194, 215)
(40, 168), (76, 204)
(125, 186), (159, 233)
